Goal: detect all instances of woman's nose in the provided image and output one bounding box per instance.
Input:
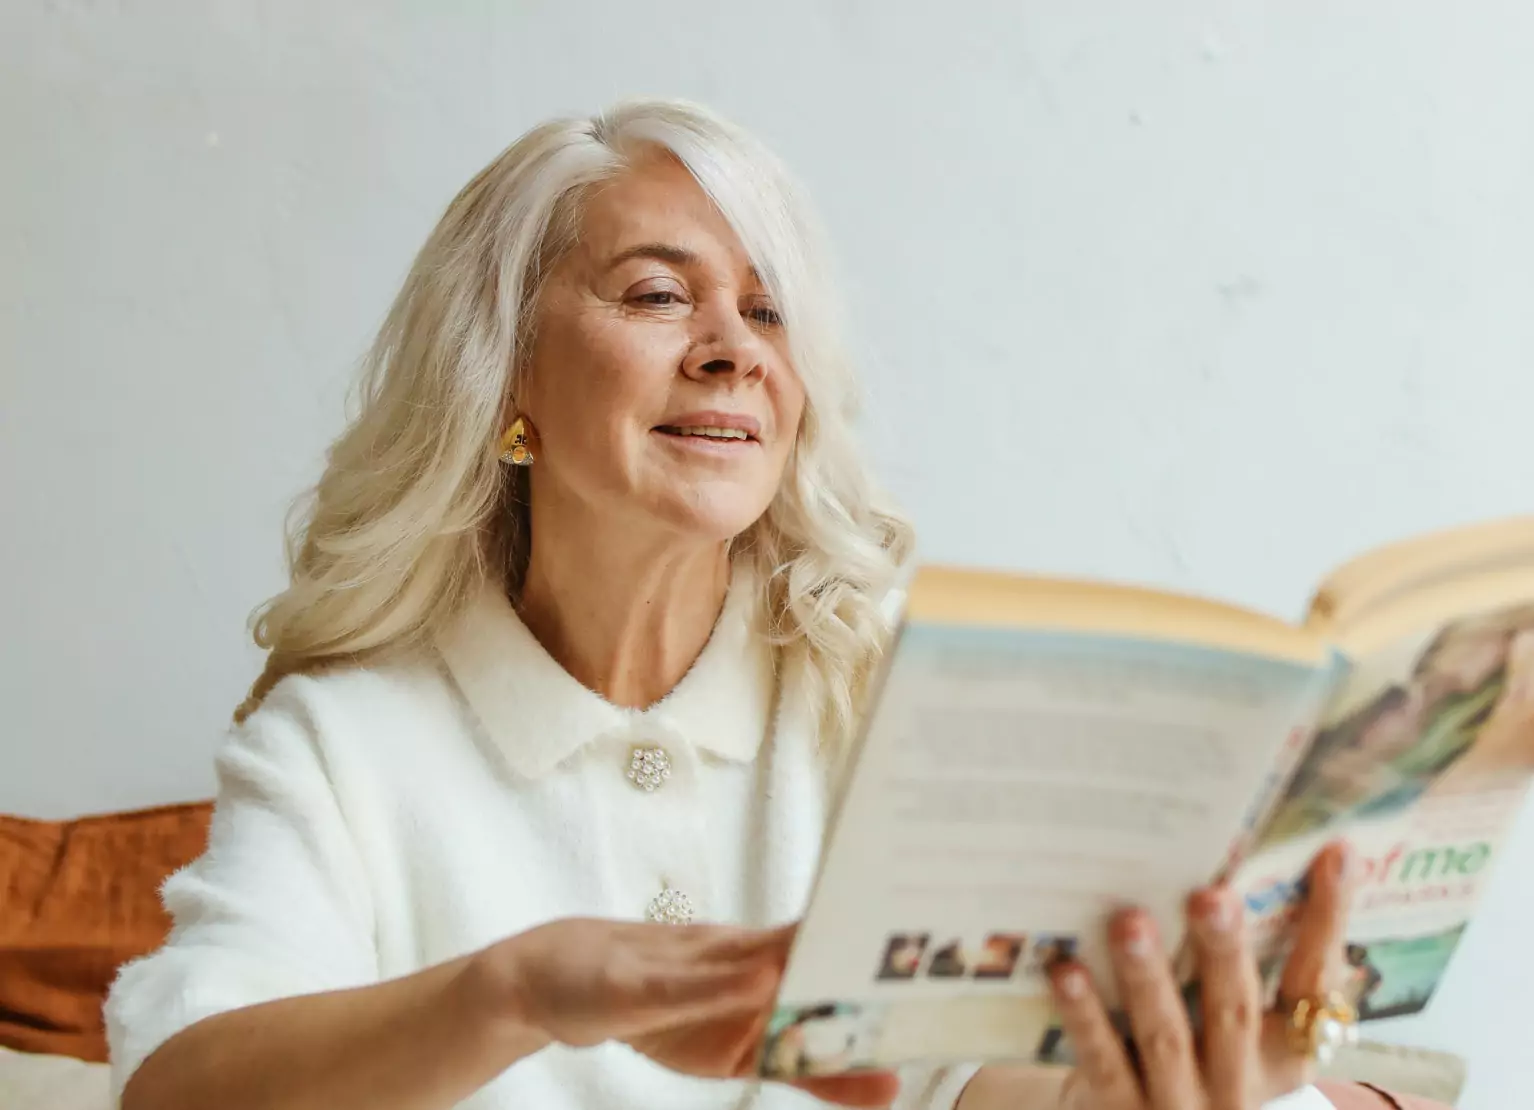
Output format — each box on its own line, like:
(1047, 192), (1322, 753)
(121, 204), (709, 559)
(681, 306), (768, 383)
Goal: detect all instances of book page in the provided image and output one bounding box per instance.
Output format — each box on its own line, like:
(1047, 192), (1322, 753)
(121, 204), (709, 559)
(1307, 515), (1534, 634)
(1235, 597), (1534, 1021)
(761, 622), (1337, 1077)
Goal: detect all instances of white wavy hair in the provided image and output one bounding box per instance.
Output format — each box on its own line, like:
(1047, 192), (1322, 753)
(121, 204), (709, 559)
(238, 98), (913, 748)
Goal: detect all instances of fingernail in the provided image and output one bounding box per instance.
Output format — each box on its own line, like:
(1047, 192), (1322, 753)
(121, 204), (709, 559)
(1201, 890), (1235, 933)
(1120, 919), (1155, 960)
(1057, 968), (1088, 999)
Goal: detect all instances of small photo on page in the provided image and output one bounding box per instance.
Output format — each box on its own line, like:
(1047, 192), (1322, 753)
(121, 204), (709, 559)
(1024, 934), (1079, 977)
(761, 1001), (887, 1077)
(974, 932), (1026, 979)
(875, 932), (930, 981)
(926, 937), (970, 979)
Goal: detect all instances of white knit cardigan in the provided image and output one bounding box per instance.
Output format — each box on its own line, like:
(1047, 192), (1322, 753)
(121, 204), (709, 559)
(103, 575), (977, 1109)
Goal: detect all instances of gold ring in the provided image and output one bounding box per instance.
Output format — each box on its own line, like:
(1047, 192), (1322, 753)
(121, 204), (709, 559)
(1282, 991), (1360, 1063)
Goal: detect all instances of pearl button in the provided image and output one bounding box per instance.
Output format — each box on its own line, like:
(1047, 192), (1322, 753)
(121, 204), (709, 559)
(646, 886), (694, 925)
(626, 745), (672, 792)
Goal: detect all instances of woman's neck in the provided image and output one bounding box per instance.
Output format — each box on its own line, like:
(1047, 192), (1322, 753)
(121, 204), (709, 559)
(517, 525), (732, 710)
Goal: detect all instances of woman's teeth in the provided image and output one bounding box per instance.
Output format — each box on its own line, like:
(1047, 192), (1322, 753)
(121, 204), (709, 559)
(664, 426), (750, 440)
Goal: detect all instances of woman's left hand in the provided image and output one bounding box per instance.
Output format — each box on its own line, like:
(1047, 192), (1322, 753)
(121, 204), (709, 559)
(1047, 841), (1354, 1110)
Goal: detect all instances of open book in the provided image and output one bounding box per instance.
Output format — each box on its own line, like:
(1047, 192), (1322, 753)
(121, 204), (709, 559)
(758, 516), (1534, 1078)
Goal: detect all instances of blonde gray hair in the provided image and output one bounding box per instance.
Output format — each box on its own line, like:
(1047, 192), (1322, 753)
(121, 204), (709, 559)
(238, 98), (913, 749)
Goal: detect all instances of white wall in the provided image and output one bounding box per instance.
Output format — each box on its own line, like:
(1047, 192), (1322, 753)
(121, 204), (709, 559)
(3, 2), (1532, 1104)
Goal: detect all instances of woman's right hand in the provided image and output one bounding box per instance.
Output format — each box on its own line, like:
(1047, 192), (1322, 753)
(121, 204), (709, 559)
(474, 918), (899, 1107)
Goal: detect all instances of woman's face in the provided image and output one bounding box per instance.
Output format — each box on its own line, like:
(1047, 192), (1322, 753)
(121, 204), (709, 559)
(519, 154), (805, 546)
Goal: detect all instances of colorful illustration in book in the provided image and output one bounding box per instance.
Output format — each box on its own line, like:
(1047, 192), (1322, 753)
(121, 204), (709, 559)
(1243, 831), (1493, 1018)
(875, 933), (930, 981)
(1341, 943), (1384, 1016)
(926, 938), (970, 978)
(1023, 934), (1079, 977)
(760, 1001), (886, 1077)
(1259, 603), (1534, 847)
(974, 933), (1026, 979)
(1338, 926), (1466, 1020)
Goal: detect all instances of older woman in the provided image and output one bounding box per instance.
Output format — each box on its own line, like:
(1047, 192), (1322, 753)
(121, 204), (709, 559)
(106, 100), (1362, 1110)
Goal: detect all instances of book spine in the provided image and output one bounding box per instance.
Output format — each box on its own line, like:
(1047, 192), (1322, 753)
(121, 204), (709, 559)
(1216, 655), (1348, 883)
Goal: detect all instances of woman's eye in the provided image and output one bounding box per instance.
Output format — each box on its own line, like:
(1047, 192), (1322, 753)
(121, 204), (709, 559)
(747, 304), (783, 327)
(635, 290), (684, 306)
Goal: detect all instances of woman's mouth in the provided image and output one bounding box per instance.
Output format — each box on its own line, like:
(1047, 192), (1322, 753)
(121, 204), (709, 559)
(652, 424), (761, 458)
(655, 425), (756, 442)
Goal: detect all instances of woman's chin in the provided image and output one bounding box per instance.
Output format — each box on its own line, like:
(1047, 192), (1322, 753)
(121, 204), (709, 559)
(648, 487), (773, 547)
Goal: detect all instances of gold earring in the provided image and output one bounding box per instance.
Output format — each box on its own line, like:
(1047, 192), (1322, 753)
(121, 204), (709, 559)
(498, 417), (534, 466)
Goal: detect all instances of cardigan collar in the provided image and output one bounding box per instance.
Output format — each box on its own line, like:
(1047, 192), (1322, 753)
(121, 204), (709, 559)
(435, 570), (775, 781)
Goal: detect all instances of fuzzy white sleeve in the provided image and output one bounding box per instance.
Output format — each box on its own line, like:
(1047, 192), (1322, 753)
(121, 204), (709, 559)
(104, 679), (378, 1102)
(891, 1063), (983, 1109)
(1266, 1086), (1338, 1109)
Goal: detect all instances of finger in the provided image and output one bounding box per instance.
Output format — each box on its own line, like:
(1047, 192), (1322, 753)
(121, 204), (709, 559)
(1046, 961), (1142, 1109)
(1109, 910), (1201, 1110)
(702, 922), (798, 966)
(603, 922), (792, 1008)
(693, 920), (798, 951)
(647, 957), (780, 1007)
(604, 957), (780, 1039)
(597, 923), (800, 1043)
(790, 1072), (902, 1107)
(627, 924), (798, 1020)
(1277, 841), (1354, 1006)
(1188, 886), (1261, 1110)
(646, 921), (797, 962)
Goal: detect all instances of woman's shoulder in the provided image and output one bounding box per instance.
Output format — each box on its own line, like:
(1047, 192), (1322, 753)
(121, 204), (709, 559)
(235, 650), (462, 761)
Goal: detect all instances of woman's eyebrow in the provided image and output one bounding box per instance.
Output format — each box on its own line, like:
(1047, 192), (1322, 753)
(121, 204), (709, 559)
(607, 242), (700, 270)
(606, 242), (764, 287)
